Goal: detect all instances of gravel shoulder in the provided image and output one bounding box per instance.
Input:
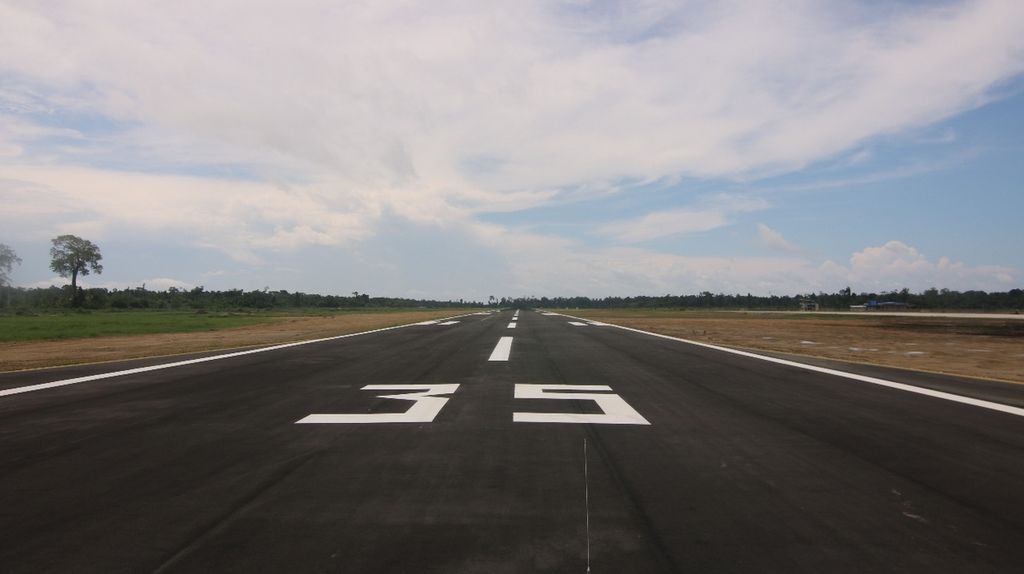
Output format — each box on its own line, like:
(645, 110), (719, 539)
(561, 309), (1024, 384)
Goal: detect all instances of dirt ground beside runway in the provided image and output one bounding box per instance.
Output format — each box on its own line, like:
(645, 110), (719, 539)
(4, 308), (1022, 383)
(0, 310), (474, 372)
(561, 309), (1024, 384)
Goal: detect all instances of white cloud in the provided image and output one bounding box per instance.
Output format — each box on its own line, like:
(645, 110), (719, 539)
(24, 276), (193, 290)
(2, 1), (1022, 196)
(0, 164), (383, 263)
(597, 192), (771, 244)
(756, 223), (801, 253)
(845, 240), (1017, 292)
(599, 209), (728, 243)
(917, 128), (957, 145)
(476, 226), (1017, 297)
(1, 1), (1022, 295)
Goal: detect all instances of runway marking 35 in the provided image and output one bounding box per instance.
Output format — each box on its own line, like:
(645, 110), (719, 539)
(295, 383), (650, 425)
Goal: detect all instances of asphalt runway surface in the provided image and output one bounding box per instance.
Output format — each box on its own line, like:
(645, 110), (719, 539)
(1, 309), (1022, 573)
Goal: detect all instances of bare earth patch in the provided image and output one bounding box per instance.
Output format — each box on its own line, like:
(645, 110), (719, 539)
(0, 310), (469, 372)
(563, 310), (1024, 384)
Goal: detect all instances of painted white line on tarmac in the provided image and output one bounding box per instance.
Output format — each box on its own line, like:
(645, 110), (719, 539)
(569, 322), (588, 327)
(437, 321), (460, 326)
(489, 337), (514, 361)
(513, 384), (650, 425)
(0, 313), (476, 398)
(551, 313), (1024, 418)
(296, 384), (459, 424)
(507, 322), (517, 329)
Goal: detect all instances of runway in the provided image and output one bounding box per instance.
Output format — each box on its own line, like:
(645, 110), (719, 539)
(1, 309), (1022, 573)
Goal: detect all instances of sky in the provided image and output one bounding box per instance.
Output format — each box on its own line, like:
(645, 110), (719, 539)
(1, 0), (1023, 302)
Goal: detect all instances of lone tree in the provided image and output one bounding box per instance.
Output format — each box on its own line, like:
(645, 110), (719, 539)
(0, 243), (22, 287)
(50, 235), (103, 304)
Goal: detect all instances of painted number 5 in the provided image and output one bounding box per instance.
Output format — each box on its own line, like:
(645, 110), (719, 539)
(513, 384), (650, 425)
(296, 384), (459, 424)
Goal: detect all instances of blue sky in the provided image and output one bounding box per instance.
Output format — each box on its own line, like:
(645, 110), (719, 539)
(1, 0), (1022, 301)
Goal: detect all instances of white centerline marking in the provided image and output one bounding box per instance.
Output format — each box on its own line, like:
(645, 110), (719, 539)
(489, 337), (514, 361)
(569, 321), (588, 327)
(437, 321), (459, 326)
(551, 313), (1024, 418)
(507, 322), (517, 329)
(0, 313), (475, 398)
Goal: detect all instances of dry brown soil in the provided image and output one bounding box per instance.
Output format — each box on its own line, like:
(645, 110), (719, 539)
(0, 310), (469, 372)
(564, 309), (1024, 384)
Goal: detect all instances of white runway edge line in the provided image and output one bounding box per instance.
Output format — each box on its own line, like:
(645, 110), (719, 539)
(551, 313), (1024, 418)
(0, 312), (478, 398)
(489, 337), (514, 361)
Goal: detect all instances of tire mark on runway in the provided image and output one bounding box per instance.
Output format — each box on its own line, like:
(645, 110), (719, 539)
(152, 450), (322, 573)
(564, 326), (1024, 535)
(583, 425), (681, 573)
(532, 323), (679, 572)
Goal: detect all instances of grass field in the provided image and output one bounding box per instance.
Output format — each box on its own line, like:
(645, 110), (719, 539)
(0, 307), (475, 343)
(0, 308), (478, 371)
(0, 311), (281, 342)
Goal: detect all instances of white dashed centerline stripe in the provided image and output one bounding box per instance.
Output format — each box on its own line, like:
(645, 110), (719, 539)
(489, 337), (514, 361)
(507, 322), (517, 329)
(569, 322), (588, 327)
(437, 321), (460, 326)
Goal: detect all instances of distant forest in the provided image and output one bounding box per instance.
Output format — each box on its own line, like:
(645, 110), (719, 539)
(0, 286), (471, 311)
(510, 287), (1024, 311)
(1, 285), (1022, 312)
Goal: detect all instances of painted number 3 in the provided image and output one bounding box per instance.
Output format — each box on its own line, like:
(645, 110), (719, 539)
(296, 384), (649, 425)
(296, 385), (458, 424)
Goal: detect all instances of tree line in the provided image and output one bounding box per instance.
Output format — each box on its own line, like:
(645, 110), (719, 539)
(2, 285), (1020, 312)
(2, 237), (1022, 311)
(0, 285), (477, 311)
(0, 236), (477, 310)
(498, 287), (1024, 311)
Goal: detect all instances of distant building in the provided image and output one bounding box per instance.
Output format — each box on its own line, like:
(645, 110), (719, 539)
(799, 299), (819, 311)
